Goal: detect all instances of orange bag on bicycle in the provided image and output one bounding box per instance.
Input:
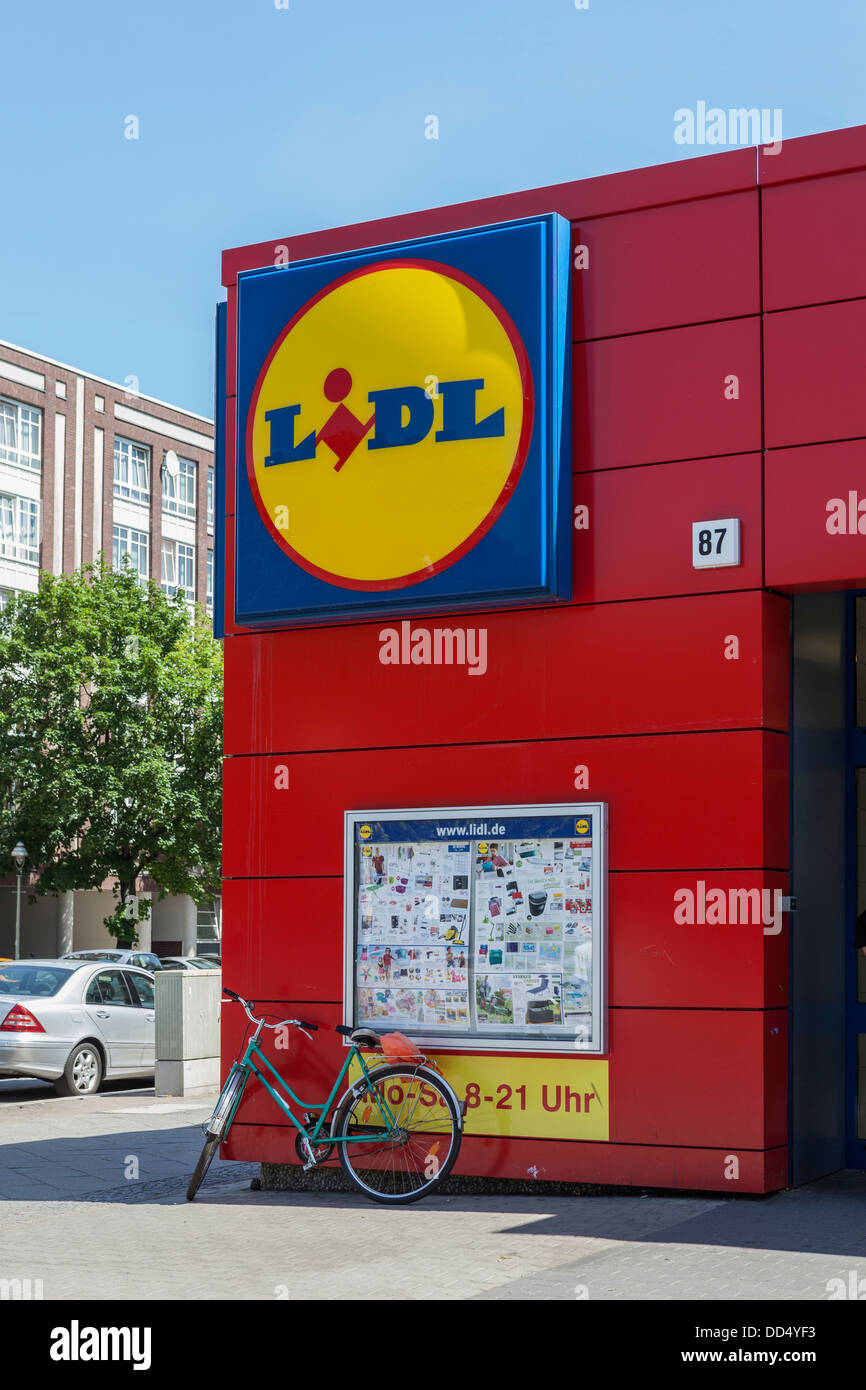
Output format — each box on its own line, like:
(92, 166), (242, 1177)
(381, 1031), (425, 1062)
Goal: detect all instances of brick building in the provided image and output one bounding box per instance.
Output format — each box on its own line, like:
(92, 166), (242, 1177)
(0, 338), (218, 959)
(0, 338), (214, 608)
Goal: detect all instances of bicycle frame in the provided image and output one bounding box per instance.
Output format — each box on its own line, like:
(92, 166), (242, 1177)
(222, 1024), (414, 1146)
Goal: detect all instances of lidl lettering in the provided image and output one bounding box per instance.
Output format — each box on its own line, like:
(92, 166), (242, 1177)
(264, 373), (504, 472)
(434, 822), (506, 837)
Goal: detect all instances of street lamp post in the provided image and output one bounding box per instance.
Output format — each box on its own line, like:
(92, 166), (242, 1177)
(11, 842), (27, 960)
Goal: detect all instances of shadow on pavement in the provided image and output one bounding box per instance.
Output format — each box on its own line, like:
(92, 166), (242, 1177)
(2, 1110), (865, 1264)
(0, 1120), (250, 1203)
(0, 1078), (155, 1104)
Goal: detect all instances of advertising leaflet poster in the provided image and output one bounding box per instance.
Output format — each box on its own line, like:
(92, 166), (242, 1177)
(349, 807), (605, 1050)
(356, 840), (472, 1029)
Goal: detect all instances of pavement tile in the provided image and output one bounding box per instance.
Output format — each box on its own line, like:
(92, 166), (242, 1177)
(1, 1084), (866, 1299)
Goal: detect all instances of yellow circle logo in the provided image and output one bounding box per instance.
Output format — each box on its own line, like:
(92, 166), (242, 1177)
(358, 824), (373, 841)
(575, 818), (590, 836)
(246, 259), (533, 590)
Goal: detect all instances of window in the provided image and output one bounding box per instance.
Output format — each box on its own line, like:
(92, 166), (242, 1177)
(95, 395), (105, 413)
(206, 549), (213, 612)
(55, 381), (67, 400)
(161, 454), (196, 519)
(113, 524), (149, 585)
(0, 587), (16, 608)
(0, 397), (42, 472)
(113, 436), (150, 505)
(0, 494), (40, 564)
(161, 538), (195, 602)
(127, 973), (155, 1007)
(207, 465), (214, 531)
(85, 970), (133, 1007)
(66, 950), (124, 961)
(196, 898), (221, 959)
(131, 954), (162, 973)
(0, 965), (74, 997)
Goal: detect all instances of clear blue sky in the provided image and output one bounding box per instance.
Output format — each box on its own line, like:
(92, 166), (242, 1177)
(1, 0), (863, 418)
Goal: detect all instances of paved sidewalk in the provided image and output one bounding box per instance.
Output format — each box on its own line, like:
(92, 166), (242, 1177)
(1, 1084), (865, 1300)
(0, 1082), (254, 1200)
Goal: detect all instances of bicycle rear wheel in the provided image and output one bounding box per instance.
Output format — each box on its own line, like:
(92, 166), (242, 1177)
(334, 1064), (461, 1205)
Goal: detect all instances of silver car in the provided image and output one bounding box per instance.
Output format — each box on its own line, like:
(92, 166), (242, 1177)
(159, 956), (221, 971)
(61, 948), (164, 972)
(0, 959), (156, 1096)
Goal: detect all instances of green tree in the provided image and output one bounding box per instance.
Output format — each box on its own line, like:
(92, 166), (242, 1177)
(0, 559), (222, 945)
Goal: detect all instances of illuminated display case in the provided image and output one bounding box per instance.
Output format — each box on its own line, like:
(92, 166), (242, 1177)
(344, 803), (608, 1055)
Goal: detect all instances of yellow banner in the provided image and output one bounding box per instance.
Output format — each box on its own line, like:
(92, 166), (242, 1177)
(351, 1053), (609, 1142)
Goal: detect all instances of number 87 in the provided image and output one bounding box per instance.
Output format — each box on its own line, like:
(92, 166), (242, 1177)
(698, 527), (726, 556)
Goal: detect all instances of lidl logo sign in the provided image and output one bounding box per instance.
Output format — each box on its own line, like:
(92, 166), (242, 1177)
(233, 215), (571, 624)
(248, 261), (531, 590)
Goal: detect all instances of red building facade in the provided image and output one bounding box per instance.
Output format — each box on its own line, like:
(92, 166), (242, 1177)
(217, 123), (866, 1193)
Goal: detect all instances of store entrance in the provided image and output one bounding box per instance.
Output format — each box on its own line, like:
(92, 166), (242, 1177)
(847, 597), (866, 1169)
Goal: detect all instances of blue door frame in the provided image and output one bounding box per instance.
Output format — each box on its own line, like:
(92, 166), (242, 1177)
(844, 594), (866, 1168)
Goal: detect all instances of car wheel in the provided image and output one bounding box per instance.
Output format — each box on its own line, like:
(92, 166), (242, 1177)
(55, 1042), (104, 1097)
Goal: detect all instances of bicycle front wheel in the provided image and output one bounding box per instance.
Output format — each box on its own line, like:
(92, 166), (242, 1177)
(334, 1064), (461, 1205)
(186, 1134), (220, 1201)
(186, 1066), (248, 1201)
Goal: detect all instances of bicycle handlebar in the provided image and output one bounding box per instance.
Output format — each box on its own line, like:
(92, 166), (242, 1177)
(222, 989), (318, 1033)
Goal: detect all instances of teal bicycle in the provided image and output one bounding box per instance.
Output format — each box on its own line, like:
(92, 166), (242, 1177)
(187, 989), (464, 1205)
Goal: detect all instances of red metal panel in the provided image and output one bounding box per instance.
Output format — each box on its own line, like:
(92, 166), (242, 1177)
(574, 318), (761, 471)
(765, 441), (866, 590)
(222, 150), (756, 287)
(762, 170), (866, 311)
(609, 1008), (788, 1149)
(222, 1125), (787, 1193)
(759, 122), (866, 186)
(221, 731), (788, 879)
(573, 453), (763, 603)
(221, 879), (343, 1002)
(610, 871), (788, 1009)
(573, 193), (759, 340)
(225, 283), (237, 399)
(764, 300), (866, 449)
(223, 592), (788, 758)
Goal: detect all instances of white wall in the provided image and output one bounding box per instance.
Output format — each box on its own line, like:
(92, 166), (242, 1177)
(0, 883), (199, 958)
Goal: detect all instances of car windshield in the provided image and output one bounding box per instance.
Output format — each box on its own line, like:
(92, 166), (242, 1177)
(0, 964), (74, 997)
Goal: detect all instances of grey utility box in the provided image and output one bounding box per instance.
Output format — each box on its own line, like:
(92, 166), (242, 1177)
(155, 969), (221, 1096)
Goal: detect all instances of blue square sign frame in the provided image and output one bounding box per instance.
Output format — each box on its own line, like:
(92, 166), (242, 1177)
(233, 213), (572, 626)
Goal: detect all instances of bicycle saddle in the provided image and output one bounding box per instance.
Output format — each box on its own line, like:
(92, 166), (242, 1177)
(337, 1026), (381, 1049)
